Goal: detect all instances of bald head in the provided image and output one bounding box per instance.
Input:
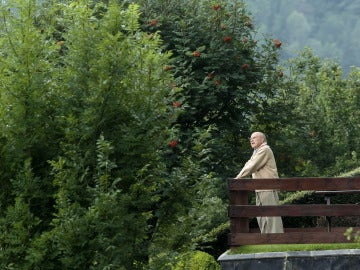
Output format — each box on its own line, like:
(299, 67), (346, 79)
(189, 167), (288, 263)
(249, 131), (267, 149)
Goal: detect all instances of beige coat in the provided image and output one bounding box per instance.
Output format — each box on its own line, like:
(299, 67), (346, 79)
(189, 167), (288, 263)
(236, 143), (278, 189)
(236, 143), (284, 233)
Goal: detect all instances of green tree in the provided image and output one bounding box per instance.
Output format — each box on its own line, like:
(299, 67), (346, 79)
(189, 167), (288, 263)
(137, 0), (285, 178)
(0, 0), (177, 268)
(0, 0), (61, 218)
(276, 48), (360, 176)
(6, 0), (357, 268)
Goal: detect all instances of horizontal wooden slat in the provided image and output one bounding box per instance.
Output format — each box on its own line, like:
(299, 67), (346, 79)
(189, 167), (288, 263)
(228, 177), (360, 191)
(227, 177), (360, 247)
(229, 230), (352, 245)
(229, 204), (360, 217)
(315, 190), (360, 195)
(250, 227), (360, 233)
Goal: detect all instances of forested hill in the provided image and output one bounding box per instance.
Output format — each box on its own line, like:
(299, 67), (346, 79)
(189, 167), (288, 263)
(244, 0), (360, 74)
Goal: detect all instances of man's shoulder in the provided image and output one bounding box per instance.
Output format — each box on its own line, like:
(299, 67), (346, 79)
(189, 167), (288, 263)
(256, 144), (273, 154)
(258, 143), (271, 150)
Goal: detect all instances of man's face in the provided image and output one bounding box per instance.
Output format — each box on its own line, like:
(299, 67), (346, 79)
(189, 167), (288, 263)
(249, 133), (264, 149)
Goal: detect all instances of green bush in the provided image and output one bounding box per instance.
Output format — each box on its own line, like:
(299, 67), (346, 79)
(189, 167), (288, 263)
(173, 251), (220, 270)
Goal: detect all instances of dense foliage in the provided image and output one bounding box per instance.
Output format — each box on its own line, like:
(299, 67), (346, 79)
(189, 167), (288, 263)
(136, 0), (285, 179)
(273, 50), (360, 177)
(0, 0), (359, 269)
(0, 1), (176, 268)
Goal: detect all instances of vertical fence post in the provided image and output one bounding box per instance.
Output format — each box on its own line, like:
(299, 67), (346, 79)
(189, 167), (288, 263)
(229, 189), (249, 247)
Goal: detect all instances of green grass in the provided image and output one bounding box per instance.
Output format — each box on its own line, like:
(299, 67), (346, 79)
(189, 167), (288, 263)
(229, 243), (360, 254)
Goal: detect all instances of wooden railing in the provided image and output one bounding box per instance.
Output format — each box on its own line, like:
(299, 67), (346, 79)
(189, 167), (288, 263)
(228, 177), (360, 247)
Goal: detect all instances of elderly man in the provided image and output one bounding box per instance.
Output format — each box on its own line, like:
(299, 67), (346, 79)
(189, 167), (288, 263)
(235, 131), (284, 233)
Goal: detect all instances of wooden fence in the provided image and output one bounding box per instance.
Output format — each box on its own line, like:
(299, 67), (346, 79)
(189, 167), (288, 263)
(228, 177), (360, 247)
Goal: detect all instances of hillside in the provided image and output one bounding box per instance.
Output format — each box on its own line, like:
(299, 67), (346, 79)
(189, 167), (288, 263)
(244, 0), (360, 74)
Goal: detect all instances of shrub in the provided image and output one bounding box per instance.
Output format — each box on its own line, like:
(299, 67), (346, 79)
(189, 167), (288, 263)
(173, 251), (220, 270)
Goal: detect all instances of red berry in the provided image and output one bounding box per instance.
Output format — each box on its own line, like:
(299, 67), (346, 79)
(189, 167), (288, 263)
(148, 19), (158, 26)
(192, 51), (201, 57)
(223, 36), (232, 43)
(172, 101), (182, 108)
(274, 39), (282, 48)
(242, 63), (249, 70)
(169, 140), (178, 148)
(213, 4), (221, 10)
